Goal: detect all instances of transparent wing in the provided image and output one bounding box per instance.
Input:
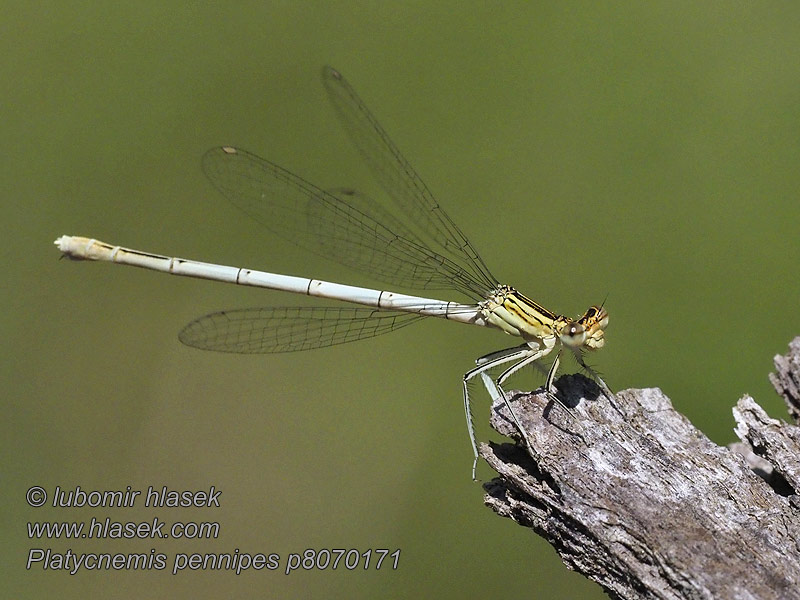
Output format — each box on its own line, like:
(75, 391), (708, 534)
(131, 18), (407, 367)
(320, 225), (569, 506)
(179, 306), (425, 354)
(190, 68), (503, 356)
(322, 66), (497, 294)
(202, 146), (488, 299)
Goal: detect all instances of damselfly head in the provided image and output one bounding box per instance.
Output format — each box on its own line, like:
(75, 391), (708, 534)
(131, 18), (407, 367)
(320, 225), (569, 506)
(578, 305), (609, 350)
(556, 306), (608, 349)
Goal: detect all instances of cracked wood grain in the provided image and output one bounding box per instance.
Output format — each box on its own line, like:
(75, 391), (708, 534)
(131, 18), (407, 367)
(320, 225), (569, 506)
(480, 339), (800, 600)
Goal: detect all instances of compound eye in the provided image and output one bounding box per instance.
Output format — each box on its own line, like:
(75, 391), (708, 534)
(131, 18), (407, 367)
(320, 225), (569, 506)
(561, 322), (587, 347)
(593, 306), (609, 328)
(583, 305), (609, 329)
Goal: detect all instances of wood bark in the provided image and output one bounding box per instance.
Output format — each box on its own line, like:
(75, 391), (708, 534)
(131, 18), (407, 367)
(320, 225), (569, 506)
(480, 338), (800, 600)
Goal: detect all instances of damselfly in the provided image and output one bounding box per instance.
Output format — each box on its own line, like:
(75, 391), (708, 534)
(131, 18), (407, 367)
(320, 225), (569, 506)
(54, 67), (610, 478)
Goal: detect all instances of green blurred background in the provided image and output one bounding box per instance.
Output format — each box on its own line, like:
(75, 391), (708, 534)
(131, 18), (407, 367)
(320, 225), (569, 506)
(5, 3), (800, 598)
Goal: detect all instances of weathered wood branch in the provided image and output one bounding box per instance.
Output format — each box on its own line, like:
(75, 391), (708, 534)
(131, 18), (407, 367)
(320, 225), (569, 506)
(480, 338), (800, 600)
